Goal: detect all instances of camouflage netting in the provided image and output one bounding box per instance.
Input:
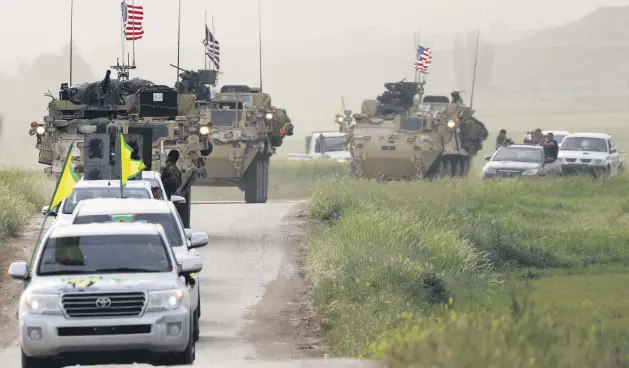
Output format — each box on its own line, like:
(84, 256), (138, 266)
(460, 117), (489, 154)
(67, 77), (156, 108)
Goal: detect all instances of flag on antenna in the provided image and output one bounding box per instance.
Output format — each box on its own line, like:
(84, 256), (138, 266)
(122, 0), (144, 41)
(415, 45), (432, 74)
(203, 26), (220, 70)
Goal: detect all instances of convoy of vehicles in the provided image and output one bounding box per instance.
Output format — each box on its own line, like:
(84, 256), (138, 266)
(483, 144), (562, 179)
(287, 131), (351, 162)
(10, 222), (202, 367)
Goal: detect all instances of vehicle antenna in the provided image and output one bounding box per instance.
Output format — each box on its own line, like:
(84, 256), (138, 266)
(258, 0), (263, 92)
(469, 24), (480, 108)
(69, 0), (74, 86)
(176, 0), (182, 83)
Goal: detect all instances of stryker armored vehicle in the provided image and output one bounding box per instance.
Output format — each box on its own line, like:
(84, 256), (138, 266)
(344, 80), (488, 180)
(30, 60), (213, 226)
(173, 68), (294, 203)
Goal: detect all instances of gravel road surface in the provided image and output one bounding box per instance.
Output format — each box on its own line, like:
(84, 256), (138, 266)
(0, 200), (379, 367)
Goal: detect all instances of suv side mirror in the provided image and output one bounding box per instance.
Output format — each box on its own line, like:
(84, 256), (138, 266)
(484, 155), (491, 161)
(184, 228), (193, 239)
(41, 206), (56, 217)
(171, 195), (186, 204)
(8, 261), (29, 280)
(179, 257), (203, 275)
(189, 232), (209, 248)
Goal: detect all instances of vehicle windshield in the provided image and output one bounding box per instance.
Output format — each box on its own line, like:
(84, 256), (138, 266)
(400, 117), (426, 131)
(492, 147), (543, 163)
(37, 234), (172, 276)
(62, 187), (151, 214)
(418, 103), (447, 114)
(323, 137), (347, 152)
(73, 213), (184, 247)
(218, 93), (253, 106)
(151, 125), (170, 144)
(560, 137), (608, 152)
(210, 110), (242, 126)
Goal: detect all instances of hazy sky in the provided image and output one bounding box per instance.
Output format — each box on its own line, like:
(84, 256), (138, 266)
(2, 0), (628, 83)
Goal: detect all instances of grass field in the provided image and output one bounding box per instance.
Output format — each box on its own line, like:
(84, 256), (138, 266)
(307, 173), (629, 367)
(0, 169), (51, 240)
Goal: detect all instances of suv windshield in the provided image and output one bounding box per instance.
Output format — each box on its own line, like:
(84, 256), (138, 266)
(560, 137), (607, 152)
(73, 213), (184, 247)
(492, 147), (543, 163)
(37, 234), (172, 276)
(62, 187), (150, 214)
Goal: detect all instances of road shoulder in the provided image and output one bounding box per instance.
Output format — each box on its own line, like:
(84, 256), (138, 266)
(0, 216), (48, 348)
(243, 202), (328, 359)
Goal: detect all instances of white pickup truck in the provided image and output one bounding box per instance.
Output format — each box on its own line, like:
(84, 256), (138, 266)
(287, 131), (351, 162)
(557, 132), (625, 177)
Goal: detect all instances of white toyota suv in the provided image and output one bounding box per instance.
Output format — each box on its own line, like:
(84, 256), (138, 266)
(10, 222), (202, 367)
(69, 198), (208, 342)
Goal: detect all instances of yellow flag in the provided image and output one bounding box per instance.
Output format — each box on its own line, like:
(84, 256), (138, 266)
(50, 144), (79, 210)
(120, 133), (145, 187)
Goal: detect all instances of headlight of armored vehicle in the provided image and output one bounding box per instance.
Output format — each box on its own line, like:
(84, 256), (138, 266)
(21, 293), (60, 314)
(36, 126), (45, 135)
(336, 116), (344, 123)
(199, 125), (210, 135)
(265, 112), (274, 120)
(447, 120), (456, 128)
(147, 289), (185, 311)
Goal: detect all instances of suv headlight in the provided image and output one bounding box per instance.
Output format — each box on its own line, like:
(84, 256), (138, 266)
(483, 167), (496, 175)
(147, 289), (185, 311)
(522, 168), (540, 176)
(20, 293), (60, 314)
(593, 159), (604, 165)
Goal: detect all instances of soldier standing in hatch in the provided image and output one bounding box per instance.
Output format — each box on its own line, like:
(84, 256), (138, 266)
(161, 150), (182, 200)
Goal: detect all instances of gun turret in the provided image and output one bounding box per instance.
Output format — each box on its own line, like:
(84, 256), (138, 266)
(170, 65), (216, 102)
(375, 79), (420, 116)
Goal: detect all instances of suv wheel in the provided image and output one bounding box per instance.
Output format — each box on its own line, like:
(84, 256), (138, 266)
(162, 317), (195, 365)
(193, 305), (200, 342)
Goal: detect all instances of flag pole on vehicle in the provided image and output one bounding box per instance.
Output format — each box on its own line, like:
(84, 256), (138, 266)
(30, 141), (78, 265)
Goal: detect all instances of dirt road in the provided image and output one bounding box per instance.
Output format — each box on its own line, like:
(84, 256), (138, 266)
(0, 201), (379, 367)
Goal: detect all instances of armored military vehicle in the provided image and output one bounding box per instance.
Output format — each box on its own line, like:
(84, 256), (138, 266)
(174, 70), (294, 203)
(30, 60), (213, 226)
(345, 80), (488, 180)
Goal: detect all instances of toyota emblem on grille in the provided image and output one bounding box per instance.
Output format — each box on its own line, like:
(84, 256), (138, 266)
(95, 297), (112, 308)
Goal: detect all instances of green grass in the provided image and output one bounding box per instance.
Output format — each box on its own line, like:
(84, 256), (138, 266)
(0, 169), (51, 239)
(307, 173), (629, 367)
(192, 159), (348, 201)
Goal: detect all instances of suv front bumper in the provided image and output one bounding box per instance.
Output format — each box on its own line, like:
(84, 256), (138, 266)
(20, 307), (191, 358)
(561, 164), (607, 176)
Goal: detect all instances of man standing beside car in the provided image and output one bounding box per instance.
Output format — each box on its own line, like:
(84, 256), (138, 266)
(543, 132), (559, 161)
(161, 150), (182, 200)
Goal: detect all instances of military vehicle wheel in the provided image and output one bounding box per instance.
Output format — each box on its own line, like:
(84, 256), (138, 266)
(452, 158), (463, 177)
(438, 158), (451, 177)
(461, 157), (470, 177)
(244, 156), (269, 203)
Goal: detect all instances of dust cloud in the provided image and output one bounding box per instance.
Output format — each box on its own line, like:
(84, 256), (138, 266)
(1, 0), (628, 167)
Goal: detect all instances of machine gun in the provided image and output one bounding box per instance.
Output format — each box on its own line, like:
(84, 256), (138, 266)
(376, 78), (420, 116)
(170, 64), (217, 102)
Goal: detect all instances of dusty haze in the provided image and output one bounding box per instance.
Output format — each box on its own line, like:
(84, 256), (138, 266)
(1, 0), (628, 167)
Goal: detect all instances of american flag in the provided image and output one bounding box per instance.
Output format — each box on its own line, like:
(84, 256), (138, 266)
(121, 1), (144, 41)
(415, 45), (432, 74)
(203, 26), (220, 70)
